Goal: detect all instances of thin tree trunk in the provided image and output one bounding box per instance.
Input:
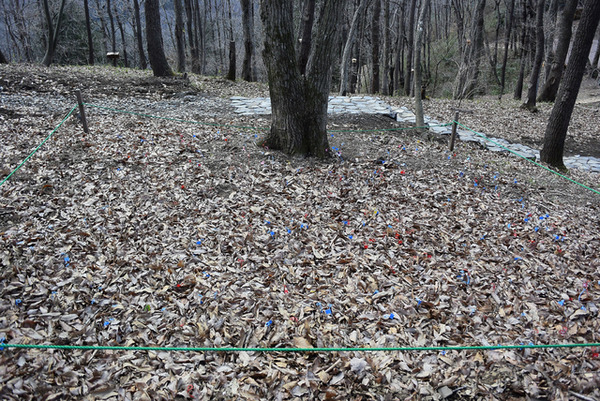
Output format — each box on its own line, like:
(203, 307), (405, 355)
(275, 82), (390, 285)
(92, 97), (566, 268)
(513, 0), (529, 100)
(225, 0), (235, 80)
(415, 0), (430, 129)
(0, 47), (7, 63)
(116, 11), (129, 67)
(41, 0), (66, 67)
(107, 0), (118, 66)
(84, 0), (94, 65)
(240, 0), (254, 81)
(404, 0), (417, 96)
(371, 0), (381, 93)
(184, 0), (198, 72)
(523, 0), (545, 111)
(541, 0), (600, 168)
(381, 0), (390, 95)
(537, 0), (577, 102)
(133, 0), (147, 69)
(145, 0), (173, 76)
(339, 0), (367, 95)
(499, 0), (515, 98)
(174, 0), (186, 72)
(543, 0), (558, 80)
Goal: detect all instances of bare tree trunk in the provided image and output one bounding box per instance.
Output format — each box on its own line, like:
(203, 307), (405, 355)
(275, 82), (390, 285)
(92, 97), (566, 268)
(541, 0), (600, 168)
(260, 0), (344, 157)
(499, 0), (515, 98)
(371, 0), (381, 93)
(537, 0), (577, 102)
(0, 47), (7, 63)
(453, 0), (486, 100)
(41, 0), (66, 67)
(133, 0), (147, 69)
(543, 0), (558, 80)
(297, 0), (315, 76)
(415, 0), (430, 128)
(381, 0), (391, 95)
(174, 0), (186, 72)
(116, 11), (129, 67)
(404, 0), (417, 96)
(513, 0), (529, 100)
(145, 0), (173, 77)
(107, 0), (118, 66)
(340, 0), (367, 95)
(184, 0), (198, 72)
(225, 0), (236, 80)
(240, 0), (254, 81)
(84, 0), (94, 65)
(523, 0), (545, 111)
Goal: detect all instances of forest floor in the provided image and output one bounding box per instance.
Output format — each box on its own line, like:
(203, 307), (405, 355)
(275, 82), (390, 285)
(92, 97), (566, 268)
(0, 64), (599, 400)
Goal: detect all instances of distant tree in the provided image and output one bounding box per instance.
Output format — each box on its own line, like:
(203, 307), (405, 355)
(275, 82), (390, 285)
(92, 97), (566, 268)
(145, 0), (173, 76)
(0, 47), (7, 64)
(107, 0), (118, 66)
(540, 0), (600, 168)
(522, 0), (545, 111)
(537, 0), (578, 102)
(404, 0), (417, 96)
(84, 0), (94, 65)
(240, 0), (254, 81)
(514, 0), (531, 100)
(133, 0), (148, 69)
(499, 0), (515, 98)
(174, 0), (186, 72)
(381, 0), (391, 95)
(415, 0), (430, 128)
(339, 0), (368, 96)
(453, 0), (486, 100)
(259, 0), (343, 157)
(41, 0), (67, 66)
(371, 0), (381, 93)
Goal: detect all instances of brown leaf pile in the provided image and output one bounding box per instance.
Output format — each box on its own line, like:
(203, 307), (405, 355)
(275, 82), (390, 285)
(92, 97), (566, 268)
(0, 65), (599, 400)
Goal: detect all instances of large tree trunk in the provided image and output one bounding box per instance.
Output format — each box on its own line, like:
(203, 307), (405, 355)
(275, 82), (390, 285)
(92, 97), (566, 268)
(371, 0), (381, 93)
(260, 0), (343, 158)
(184, 0), (198, 72)
(240, 0), (254, 81)
(404, 0), (418, 96)
(339, 0), (367, 96)
(297, 0), (316, 76)
(133, 0), (148, 69)
(540, 0), (600, 168)
(174, 0), (186, 72)
(415, 0), (430, 128)
(523, 0), (545, 111)
(41, 0), (67, 67)
(84, 0), (94, 65)
(499, 0), (515, 98)
(453, 0), (486, 100)
(145, 0), (173, 77)
(537, 0), (577, 102)
(107, 0), (118, 66)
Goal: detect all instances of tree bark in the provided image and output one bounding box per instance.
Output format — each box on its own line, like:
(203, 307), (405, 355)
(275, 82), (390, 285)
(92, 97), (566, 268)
(415, 0), (430, 128)
(540, 0), (600, 168)
(41, 0), (67, 67)
(107, 0), (118, 66)
(145, 0), (173, 77)
(133, 0), (148, 69)
(499, 0), (515, 98)
(523, 0), (545, 111)
(339, 0), (367, 96)
(175, 0), (186, 72)
(260, 0), (343, 158)
(371, 0), (381, 93)
(297, 0), (316, 76)
(537, 0), (577, 102)
(404, 0), (417, 96)
(240, 0), (254, 81)
(84, 0), (94, 65)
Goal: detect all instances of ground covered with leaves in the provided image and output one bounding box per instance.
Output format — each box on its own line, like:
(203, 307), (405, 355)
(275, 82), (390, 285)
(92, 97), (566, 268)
(1, 65), (600, 400)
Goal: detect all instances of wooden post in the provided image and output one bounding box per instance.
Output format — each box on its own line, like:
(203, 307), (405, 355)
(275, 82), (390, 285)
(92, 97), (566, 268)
(75, 90), (89, 134)
(449, 111), (459, 151)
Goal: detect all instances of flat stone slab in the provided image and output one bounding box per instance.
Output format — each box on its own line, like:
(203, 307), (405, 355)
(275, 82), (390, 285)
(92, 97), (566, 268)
(231, 96), (599, 173)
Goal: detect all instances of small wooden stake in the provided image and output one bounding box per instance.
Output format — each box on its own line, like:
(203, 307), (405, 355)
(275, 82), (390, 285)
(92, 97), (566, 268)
(449, 111), (459, 151)
(76, 90), (89, 134)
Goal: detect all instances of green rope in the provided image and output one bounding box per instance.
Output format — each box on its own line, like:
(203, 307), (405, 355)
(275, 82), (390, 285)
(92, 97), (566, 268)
(2, 343), (600, 353)
(84, 103), (269, 131)
(0, 106), (78, 188)
(455, 121), (600, 196)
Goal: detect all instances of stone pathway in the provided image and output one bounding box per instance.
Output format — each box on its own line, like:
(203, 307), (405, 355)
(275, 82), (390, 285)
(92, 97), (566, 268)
(231, 96), (600, 173)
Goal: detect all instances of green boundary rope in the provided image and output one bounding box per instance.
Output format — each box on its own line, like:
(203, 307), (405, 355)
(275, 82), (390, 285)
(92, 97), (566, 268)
(0, 106), (77, 188)
(2, 343), (600, 353)
(455, 121), (600, 196)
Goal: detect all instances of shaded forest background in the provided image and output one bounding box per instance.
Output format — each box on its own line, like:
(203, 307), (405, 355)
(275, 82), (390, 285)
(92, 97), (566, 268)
(1, 0), (599, 100)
